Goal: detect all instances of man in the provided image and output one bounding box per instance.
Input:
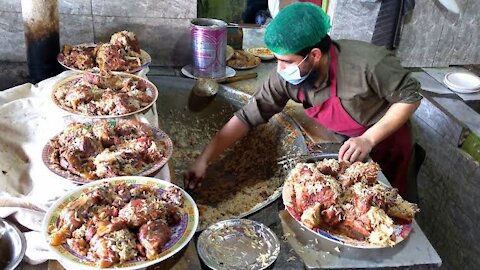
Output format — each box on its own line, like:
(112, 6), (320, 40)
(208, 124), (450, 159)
(184, 2), (421, 197)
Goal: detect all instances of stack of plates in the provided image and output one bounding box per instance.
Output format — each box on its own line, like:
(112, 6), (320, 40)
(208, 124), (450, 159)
(443, 72), (480, 94)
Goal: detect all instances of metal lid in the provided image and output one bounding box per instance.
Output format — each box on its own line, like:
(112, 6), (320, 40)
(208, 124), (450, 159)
(191, 18), (227, 29)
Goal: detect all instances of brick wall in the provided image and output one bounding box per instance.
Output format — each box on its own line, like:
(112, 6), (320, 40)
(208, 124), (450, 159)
(0, 0), (197, 66)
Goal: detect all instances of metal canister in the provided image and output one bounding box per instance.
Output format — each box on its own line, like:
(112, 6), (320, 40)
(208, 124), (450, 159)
(227, 25), (243, 50)
(191, 18), (227, 79)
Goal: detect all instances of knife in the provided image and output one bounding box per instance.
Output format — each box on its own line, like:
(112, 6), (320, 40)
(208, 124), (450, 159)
(438, 0), (460, 14)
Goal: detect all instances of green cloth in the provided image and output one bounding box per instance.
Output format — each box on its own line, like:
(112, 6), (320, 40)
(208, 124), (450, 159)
(264, 2), (331, 55)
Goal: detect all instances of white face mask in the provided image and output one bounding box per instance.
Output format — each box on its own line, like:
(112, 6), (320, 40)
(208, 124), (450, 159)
(277, 54), (312, 85)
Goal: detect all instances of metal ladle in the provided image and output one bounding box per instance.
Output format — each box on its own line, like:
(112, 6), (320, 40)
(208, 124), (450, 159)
(191, 72), (258, 97)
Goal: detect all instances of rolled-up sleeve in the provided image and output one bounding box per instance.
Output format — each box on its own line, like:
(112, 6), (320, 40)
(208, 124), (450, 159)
(235, 70), (290, 128)
(367, 54), (422, 104)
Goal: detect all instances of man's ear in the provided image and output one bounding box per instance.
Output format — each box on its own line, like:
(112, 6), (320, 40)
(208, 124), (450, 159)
(310, 48), (322, 62)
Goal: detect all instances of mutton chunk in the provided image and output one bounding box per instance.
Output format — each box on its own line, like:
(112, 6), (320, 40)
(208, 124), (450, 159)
(138, 220), (172, 259)
(118, 199), (166, 227)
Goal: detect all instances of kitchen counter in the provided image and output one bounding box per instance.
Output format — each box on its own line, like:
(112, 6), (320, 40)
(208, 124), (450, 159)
(145, 66), (441, 269)
(18, 64), (443, 270)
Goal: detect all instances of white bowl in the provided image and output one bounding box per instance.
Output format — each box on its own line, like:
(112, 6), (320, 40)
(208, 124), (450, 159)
(444, 72), (480, 94)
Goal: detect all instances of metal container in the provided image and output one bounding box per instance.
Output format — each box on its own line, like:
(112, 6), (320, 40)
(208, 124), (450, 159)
(0, 218), (26, 270)
(191, 18), (227, 79)
(227, 25), (243, 50)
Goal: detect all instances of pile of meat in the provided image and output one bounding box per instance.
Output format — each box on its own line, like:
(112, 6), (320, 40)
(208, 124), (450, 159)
(283, 159), (419, 247)
(48, 182), (184, 268)
(227, 50), (261, 69)
(61, 30), (143, 72)
(47, 120), (168, 181)
(53, 72), (155, 116)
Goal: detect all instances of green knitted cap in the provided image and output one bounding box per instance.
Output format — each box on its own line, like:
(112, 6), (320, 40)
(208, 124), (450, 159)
(264, 2), (331, 55)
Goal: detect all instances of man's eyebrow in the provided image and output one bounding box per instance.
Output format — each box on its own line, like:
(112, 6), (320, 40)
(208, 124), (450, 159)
(277, 58), (293, 63)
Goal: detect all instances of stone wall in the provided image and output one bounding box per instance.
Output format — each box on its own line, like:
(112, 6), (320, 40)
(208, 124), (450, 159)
(411, 97), (480, 269)
(0, 0), (196, 66)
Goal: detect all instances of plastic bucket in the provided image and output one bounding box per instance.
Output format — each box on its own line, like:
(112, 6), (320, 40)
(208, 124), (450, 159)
(191, 18), (227, 79)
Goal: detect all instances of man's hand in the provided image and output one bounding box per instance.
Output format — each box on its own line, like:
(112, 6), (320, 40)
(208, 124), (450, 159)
(338, 136), (374, 162)
(183, 158), (208, 190)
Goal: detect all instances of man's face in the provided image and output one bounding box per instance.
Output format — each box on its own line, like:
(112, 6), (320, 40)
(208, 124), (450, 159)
(275, 52), (315, 77)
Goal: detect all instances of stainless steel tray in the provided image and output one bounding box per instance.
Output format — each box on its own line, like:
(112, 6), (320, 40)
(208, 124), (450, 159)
(197, 219), (280, 270)
(151, 76), (308, 231)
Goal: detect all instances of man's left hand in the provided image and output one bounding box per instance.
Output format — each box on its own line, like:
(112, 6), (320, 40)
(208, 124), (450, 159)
(338, 136), (374, 162)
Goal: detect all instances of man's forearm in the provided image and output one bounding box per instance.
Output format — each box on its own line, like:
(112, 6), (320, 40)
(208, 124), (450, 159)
(361, 101), (420, 146)
(197, 115), (250, 164)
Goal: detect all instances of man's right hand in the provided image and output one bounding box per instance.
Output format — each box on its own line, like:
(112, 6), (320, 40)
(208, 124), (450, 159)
(183, 159), (208, 190)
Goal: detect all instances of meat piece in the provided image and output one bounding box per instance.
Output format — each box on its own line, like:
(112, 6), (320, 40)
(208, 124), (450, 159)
(83, 72), (123, 90)
(74, 136), (101, 157)
(336, 208), (371, 240)
(300, 203), (321, 229)
(62, 44), (96, 70)
(89, 229), (137, 268)
(165, 204), (182, 226)
(67, 238), (88, 256)
(110, 93), (131, 115)
(321, 205), (343, 227)
(110, 31), (141, 53)
(336, 219), (371, 240)
(118, 199), (166, 227)
(161, 186), (184, 207)
(96, 43), (128, 71)
(339, 162), (380, 189)
(138, 220), (172, 259)
(369, 184), (398, 210)
(64, 85), (94, 110)
(316, 159), (350, 178)
(354, 193), (373, 215)
(115, 120), (152, 138)
(59, 150), (80, 171)
(305, 185), (337, 210)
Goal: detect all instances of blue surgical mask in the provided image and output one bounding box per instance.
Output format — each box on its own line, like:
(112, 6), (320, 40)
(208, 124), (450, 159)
(277, 54), (312, 85)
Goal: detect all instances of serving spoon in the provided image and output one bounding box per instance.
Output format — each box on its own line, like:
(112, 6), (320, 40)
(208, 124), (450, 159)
(191, 72), (258, 97)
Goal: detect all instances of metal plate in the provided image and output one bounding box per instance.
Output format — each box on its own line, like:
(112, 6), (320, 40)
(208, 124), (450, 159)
(181, 65), (236, 80)
(197, 219), (280, 270)
(282, 153), (414, 249)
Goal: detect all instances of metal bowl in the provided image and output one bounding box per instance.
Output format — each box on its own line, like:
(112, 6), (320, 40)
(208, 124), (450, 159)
(0, 218), (26, 270)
